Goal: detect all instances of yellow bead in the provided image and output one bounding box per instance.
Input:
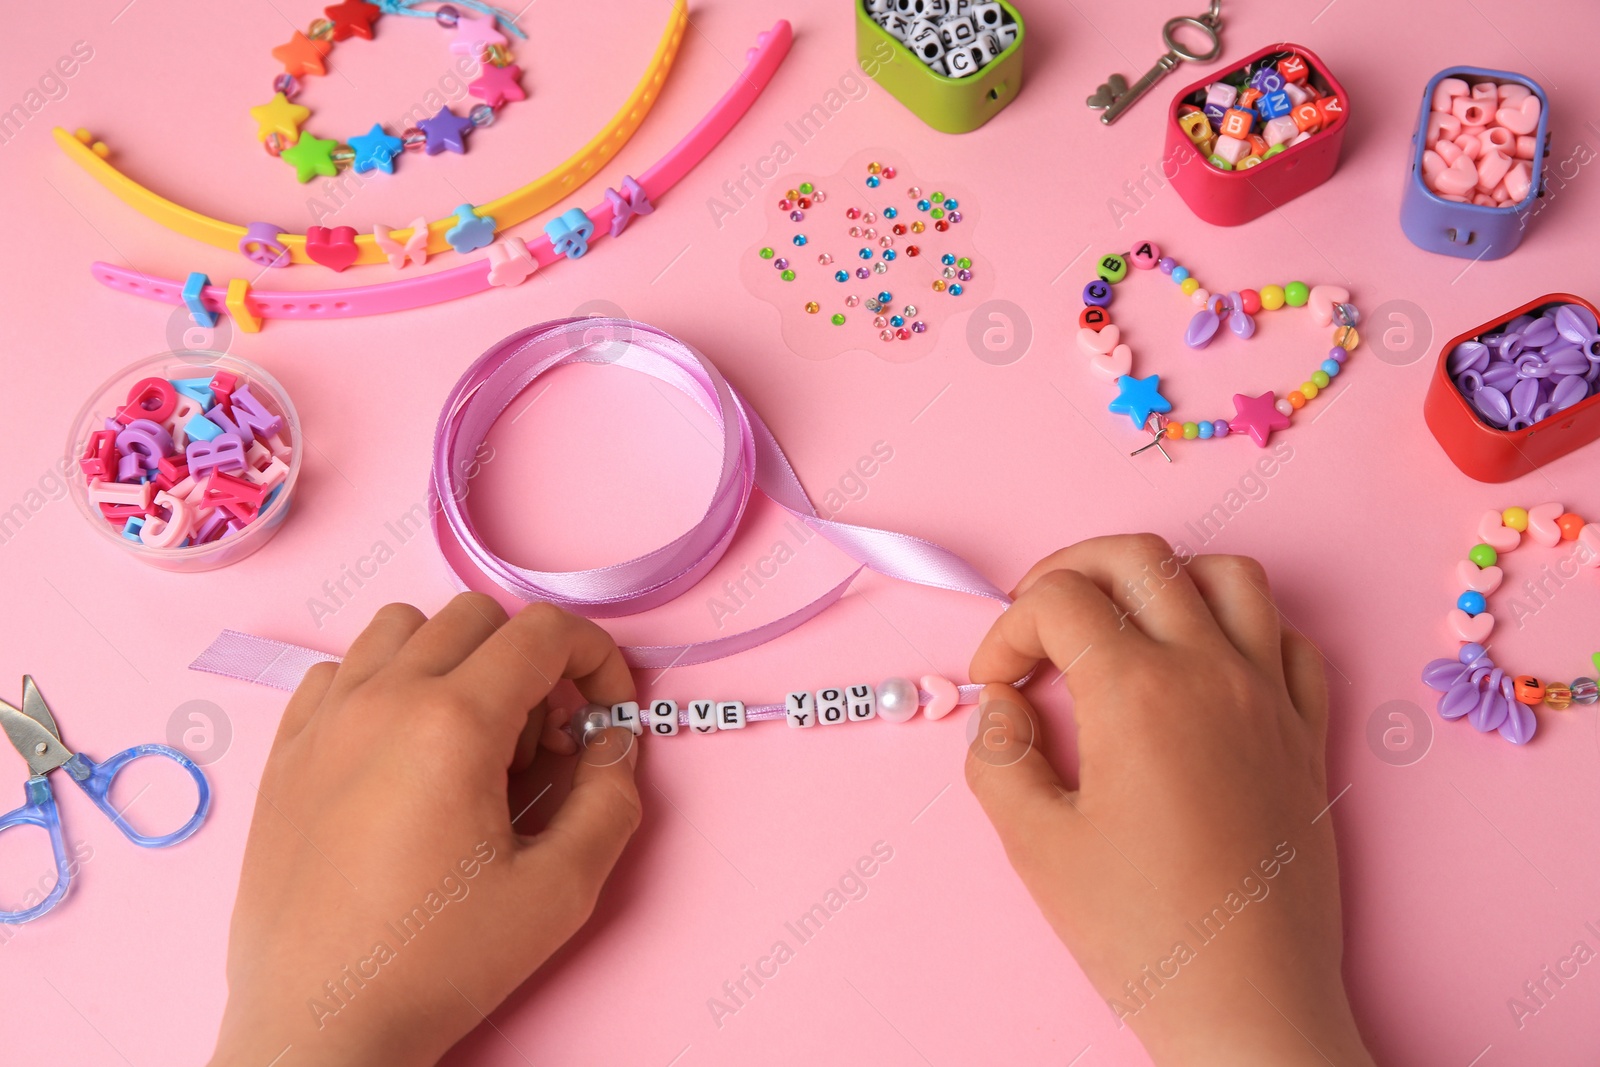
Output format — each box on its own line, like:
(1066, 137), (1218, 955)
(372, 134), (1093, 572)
(1502, 506), (1529, 532)
(1334, 325), (1360, 352)
(1180, 277), (1200, 295)
(1238, 155), (1264, 169)
(911, 220), (925, 233)
(1178, 111), (1211, 146)
(1260, 285), (1285, 310)
(1545, 683), (1572, 710)
(1300, 381), (1318, 400)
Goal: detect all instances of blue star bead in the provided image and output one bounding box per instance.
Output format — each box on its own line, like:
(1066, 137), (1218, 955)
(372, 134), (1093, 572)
(418, 106), (474, 155)
(1108, 374), (1173, 429)
(348, 123), (403, 174)
(445, 204), (497, 253)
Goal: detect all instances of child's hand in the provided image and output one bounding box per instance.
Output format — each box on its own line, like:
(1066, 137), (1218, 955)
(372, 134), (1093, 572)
(966, 536), (1375, 1067)
(209, 595), (642, 1067)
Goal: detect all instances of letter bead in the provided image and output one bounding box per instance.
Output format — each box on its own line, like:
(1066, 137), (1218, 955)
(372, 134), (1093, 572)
(1083, 279), (1113, 307)
(847, 684), (877, 721)
(717, 701), (747, 730)
(648, 699), (679, 736)
(785, 690), (815, 728)
(1220, 108), (1253, 139)
(817, 688), (848, 725)
(611, 700), (643, 736)
(687, 700), (716, 734)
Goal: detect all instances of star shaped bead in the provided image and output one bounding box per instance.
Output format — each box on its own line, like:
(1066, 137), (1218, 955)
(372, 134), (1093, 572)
(271, 31), (332, 77)
(323, 0), (380, 41)
(450, 14), (507, 55)
(468, 63), (526, 108)
(249, 92), (310, 143)
(348, 123), (403, 174)
(280, 132), (340, 182)
(1108, 374), (1172, 429)
(1229, 391), (1291, 447)
(417, 105), (474, 155)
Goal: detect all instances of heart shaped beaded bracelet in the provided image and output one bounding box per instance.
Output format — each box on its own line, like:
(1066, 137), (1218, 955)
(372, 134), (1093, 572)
(1075, 240), (1360, 459)
(1422, 505), (1600, 745)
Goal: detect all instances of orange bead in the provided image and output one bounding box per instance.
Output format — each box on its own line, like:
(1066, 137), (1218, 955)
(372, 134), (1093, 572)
(1247, 134), (1270, 158)
(1220, 108), (1253, 139)
(272, 31), (333, 77)
(1288, 391), (1306, 409)
(1558, 513), (1585, 540)
(1165, 423), (1183, 439)
(1513, 676), (1545, 705)
(1291, 102), (1323, 133)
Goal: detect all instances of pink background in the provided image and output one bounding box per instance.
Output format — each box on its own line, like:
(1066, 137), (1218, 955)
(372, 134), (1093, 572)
(3, 0), (1599, 1064)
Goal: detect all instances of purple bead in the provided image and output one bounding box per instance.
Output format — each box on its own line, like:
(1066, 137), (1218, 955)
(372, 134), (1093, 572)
(1460, 643), (1491, 667)
(773, 258), (789, 270)
(1520, 317), (1558, 348)
(1211, 419), (1229, 438)
(1158, 256), (1176, 274)
(1448, 341), (1488, 374)
(1481, 363), (1518, 390)
(1185, 308), (1220, 348)
(855, 267), (870, 279)
(790, 210), (805, 222)
(1083, 279), (1113, 307)
(272, 73), (300, 99)
(956, 268), (972, 281)
(1473, 386), (1512, 426)
(1439, 680), (1479, 720)
(435, 3), (460, 26)
(240, 222), (290, 268)
(1555, 303), (1599, 343)
(1328, 346), (1348, 364)
(1501, 701), (1537, 744)
(1456, 369), (1483, 393)
(1533, 401), (1556, 422)
(1510, 377), (1540, 417)
(1422, 658), (1471, 690)
(1229, 310), (1257, 339)
(1552, 374), (1592, 411)
(911, 320), (927, 333)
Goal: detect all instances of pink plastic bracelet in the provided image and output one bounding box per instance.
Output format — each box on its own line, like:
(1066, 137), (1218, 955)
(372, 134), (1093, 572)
(89, 20), (792, 326)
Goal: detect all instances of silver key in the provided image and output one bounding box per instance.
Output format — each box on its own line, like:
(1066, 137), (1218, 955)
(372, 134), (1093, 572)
(1086, 2), (1224, 126)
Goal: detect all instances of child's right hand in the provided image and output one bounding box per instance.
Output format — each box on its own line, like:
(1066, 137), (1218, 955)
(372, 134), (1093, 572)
(965, 535), (1376, 1067)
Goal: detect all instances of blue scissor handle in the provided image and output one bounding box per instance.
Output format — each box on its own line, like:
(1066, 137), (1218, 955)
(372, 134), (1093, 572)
(0, 777), (72, 924)
(64, 744), (211, 848)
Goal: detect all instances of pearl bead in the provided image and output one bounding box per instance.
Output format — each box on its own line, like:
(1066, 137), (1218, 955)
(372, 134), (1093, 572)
(1275, 398), (1295, 417)
(877, 676), (919, 722)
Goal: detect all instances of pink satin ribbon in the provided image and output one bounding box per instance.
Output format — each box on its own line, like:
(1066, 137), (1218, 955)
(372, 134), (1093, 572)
(193, 319), (1014, 708)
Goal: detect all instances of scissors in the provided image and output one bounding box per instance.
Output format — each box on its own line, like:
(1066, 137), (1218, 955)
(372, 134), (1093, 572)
(0, 676), (211, 924)
(1086, 0), (1225, 125)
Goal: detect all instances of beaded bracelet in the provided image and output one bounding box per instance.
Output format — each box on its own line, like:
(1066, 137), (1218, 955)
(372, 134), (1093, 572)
(581, 675), (967, 740)
(1075, 240), (1360, 459)
(252, 0), (527, 183)
(1422, 505), (1600, 745)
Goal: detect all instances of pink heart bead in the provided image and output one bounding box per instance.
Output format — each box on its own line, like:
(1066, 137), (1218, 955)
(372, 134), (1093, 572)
(1306, 284), (1351, 327)
(1498, 82), (1532, 104)
(1090, 343), (1134, 381)
(1503, 161), (1532, 204)
(1433, 154), (1480, 197)
(1426, 110), (1461, 145)
(1470, 81), (1498, 101)
(1456, 559), (1503, 594)
(1496, 96), (1540, 135)
(1453, 133), (1482, 161)
(1421, 149), (1447, 181)
(1477, 509), (1520, 552)
(1435, 139), (1464, 166)
(1448, 607), (1495, 644)
(1579, 524), (1600, 568)
(1451, 97), (1492, 126)
(1515, 135), (1537, 160)
(1525, 502), (1564, 548)
(1432, 76), (1468, 112)
(1472, 193), (1497, 208)
(1480, 126), (1515, 155)
(920, 674), (960, 720)
(1476, 149), (1512, 193)
(1077, 323), (1120, 356)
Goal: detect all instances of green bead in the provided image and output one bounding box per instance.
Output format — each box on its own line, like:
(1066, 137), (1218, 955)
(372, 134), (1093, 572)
(759, 247), (775, 259)
(1284, 281), (1310, 307)
(957, 257), (972, 269)
(1468, 543), (1498, 568)
(1263, 144), (1286, 159)
(1096, 253), (1128, 284)
(1182, 422), (1199, 439)
(1207, 154), (1234, 171)
(280, 132), (340, 183)
(780, 269), (795, 281)
(930, 207), (945, 219)
(831, 313), (845, 325)
(930, 190), (945, 203)
(798, 182), (814, 195)
(1312, 370), (1330, 388)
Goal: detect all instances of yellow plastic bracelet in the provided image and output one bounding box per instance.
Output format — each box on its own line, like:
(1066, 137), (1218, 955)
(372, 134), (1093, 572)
(53, 0), (687, 268)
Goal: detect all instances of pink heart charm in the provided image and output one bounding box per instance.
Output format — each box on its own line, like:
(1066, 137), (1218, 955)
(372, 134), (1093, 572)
(1077, 323), (1120, 357)
(1433, 154), (1480, 197)
(1526, 502), (1564, 548)
(1448, 607), (1494, 644)
(920, 674), (960, 720)
(1456, 559), (1502, 594)
(1307, 284), (1351, 328)
(1089, 343), (1134, 382)
(1495, 95), (1540, 135)
(1476, 509), (1520, 552)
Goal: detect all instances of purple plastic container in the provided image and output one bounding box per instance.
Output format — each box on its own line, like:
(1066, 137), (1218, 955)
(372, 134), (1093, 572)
(1400, 66), (1551, 259)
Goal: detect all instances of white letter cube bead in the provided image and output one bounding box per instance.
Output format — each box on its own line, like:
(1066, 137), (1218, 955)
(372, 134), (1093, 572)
(949, 0), (974, 16)
(688, 700), (716, 734)
(907, 19), (946, 64)
(882, 12), (914, 40)
(974, 30), (1003, 63)
(847, 684), (877, 721)
(919, 0), (950, 17)
(785, 690), (815, 728)
(939, 13), (976, 47)
(865, 0), (893, 13)
(717, 701), (747, 730)
(970, 2), (1004, 29)
(648, 699), (678, 736)
(610, 701), (642, 736)
(995, 21), (1017, 49)
(893, 0), (918, 12)
(1205, 83), (1238, 110)
(944, 45), (983, 77)
(817, 688), (848, 725)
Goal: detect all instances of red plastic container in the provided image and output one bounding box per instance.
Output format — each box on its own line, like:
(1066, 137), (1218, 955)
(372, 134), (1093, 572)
(1163, 43), (1349, 226)
(1424, 294), (1600, 482)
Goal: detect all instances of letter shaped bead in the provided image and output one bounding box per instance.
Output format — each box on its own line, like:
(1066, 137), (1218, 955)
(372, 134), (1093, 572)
(648, 699), (679, 736)
(847, 684), (877, 721)
(611, 701), (643, 736)
(716, 701), (747, 730)
(817, 688), (848, 725)
(687, 700), (716, 734)
(785, 690), (815, 728)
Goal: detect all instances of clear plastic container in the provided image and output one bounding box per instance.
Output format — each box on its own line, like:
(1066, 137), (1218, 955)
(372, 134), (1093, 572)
(67, 352), (301, 571)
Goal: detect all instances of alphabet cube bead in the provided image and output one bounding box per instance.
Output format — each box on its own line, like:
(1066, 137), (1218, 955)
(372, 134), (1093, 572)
(907, 19), (945, 63)
(1205, 83), (1238, 110)
(995, 21), (1017, 49)
(1249, 67), (1285, 94)
(1278, 54), (1310, 83)
(785, 690), (816, 728)
(1238, 88), (1263, 111)
(970, 2), (1003, 28)
(865, 0), (893, 12)
(974, 30), (1003, 63)
(1211, 134), (1250, 165)
(717, 701), (747, 730)
(687, 700), (716, 734)
(847, 684), (877, 721)
(1263, 115), (1299, 147)
(1317, 94), (1344, 128)
(880, 12), (914, 40)
(938, 13), (976, 47)
(944, 44), (984, 77)
(648, 699), (678, 736)
(1202, 101), (1227, 129)
(1258, 90), (1292, 119)
(610, 701), (643, 736)
(1290, 102), (1322, 133)
(1178, 110), (1211, 146)
(1220, 108), (1253, 139)
(817, 687), (848, 725)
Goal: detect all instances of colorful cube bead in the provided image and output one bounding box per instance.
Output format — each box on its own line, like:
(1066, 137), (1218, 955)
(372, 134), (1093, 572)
(1249, 67), (1286, 94)
(1202, 101), (1227, 129)
(1211, 134), (1251, 165)
(1219, 108), (1254, 139)
(1258, 90), (1292, 119)
(1278, 54), (1310, 84)
(1178, 110), (1212, 146)
(1291, 102), (1323, 133)
(1263, 115), (1300, 147)
(1204, 82), (1238, 111)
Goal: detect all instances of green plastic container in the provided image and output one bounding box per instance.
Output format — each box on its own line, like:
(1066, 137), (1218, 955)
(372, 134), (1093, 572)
(855, 1), (1026, 134)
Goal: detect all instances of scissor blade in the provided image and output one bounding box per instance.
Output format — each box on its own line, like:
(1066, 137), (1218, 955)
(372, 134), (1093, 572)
(0, 703), (71, 776)
(21, 676), (61, 741)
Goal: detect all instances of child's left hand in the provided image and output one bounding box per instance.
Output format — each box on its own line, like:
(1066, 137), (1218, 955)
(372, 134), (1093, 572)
(208, 595), (642, 1067)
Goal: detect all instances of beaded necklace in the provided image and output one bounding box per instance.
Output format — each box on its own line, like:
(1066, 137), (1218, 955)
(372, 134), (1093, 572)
(1075, 240), (1360, 458)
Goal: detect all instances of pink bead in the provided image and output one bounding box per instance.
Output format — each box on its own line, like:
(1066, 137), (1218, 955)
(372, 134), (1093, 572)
(1452, 98), (1491, 125)
(1456, 558), (1503, 594)
(1476, 149), (1512, 194)
(1129, 240), (1161, 269)
(1274, 398), (1295, 417)
(1514, 134), (1538, 160)
(1212, 134), (1251, 164)
(1480, 126), (1515, 154)
(1578, 524), (1600, 568)
(1454, 132), (1483, 160)
(1191, 287), (1211, 307)
(1470, 81), (1498, 101)
(1496, 95), (1540, 135)
(1477, 509), (1520, 552)
(1438, 193), (1471, 203)
(1425, 110), (1461, 145)
(1431, 76), (1469, 112)
(1472, 193), (1498, 207)
(1498, 82), (1532, 104)
(1448, 606), (1495, 643)
(1421, 149), (1446, 181)
(1432, 154), (1479, 197)
(920, 674), (960, 720)
(1077, 323), (1120, 356)
(1435, 139), (1464, 166)
(1526, 502), (1565, 548)
(1503, 161), (1533, 204)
